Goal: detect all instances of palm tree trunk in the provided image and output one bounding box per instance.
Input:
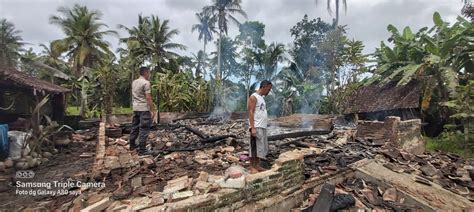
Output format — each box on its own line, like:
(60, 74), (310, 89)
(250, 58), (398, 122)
(216, 31), (223, 107)
(77, 64), (87, 118)
(246, 63), (253, 108)
(79, 78), (87, 117)
(203, 40), (207, 79)
(335, 0), (340, 27)
(217, 32), (222, 82)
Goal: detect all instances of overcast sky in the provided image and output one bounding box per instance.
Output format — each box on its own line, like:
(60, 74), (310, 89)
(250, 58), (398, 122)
(0, 0), (464, 57)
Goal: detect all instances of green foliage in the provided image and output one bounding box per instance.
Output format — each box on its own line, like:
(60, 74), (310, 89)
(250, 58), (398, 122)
(0, 19), (24, 67)
(119, 15), (186, 73)
(112, 107), (133, 114)
(204, 0), (247, 107)
(283, 15), (368, 115)
(440, 80), (474, 143)
(210, 36), (240, 81)
(425, 133), (474, 158)
(203, 0), (247, 36)
(49, 4), (117, 117)
(367, 12), (473, 138)
(67, 106), (133, 115)
(66, 106), (80, 115)
(153, 71), (212, 112)
(254, 42), (286, 81)
(192, 11), (217, 49)
(50, 4), (117, 77)
(369, 13), (473, 95)
(236, 21), (265, 48)
(290, 15), (333, 82)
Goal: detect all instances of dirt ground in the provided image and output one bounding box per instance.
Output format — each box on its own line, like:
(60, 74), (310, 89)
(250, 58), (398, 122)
(0, 134), (97, 209)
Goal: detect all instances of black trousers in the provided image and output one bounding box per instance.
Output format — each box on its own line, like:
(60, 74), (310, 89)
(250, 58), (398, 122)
(129, 111), (151, 151)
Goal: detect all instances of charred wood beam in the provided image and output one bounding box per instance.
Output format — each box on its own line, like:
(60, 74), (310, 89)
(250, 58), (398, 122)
(268, 130), (331, 141)
(154, 135), (237, 153)
(182, 125), (209, 139)
(311, 183), (335, 212)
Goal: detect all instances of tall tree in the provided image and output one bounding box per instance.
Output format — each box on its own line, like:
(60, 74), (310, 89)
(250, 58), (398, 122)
(120, 15), (186, 73)
(236, 21), (266, 104)
(50, 4), (117, 117)
(192, 11), (217, 78)
(38, 41), (70, 77)
(290, 15), (332, 83)
(210, 36), (239, 82)
(204, 0), (247, 106)
(0, 19), (24, 67)
(315, 0), (347, 27)
(254, 42), (286, 81)
(289, 15), (335, 114)
(320, 26), (346, 96)
(191, 50), (209, 78)
(462, 0), (474, 22)
(341, 39), (367, 84)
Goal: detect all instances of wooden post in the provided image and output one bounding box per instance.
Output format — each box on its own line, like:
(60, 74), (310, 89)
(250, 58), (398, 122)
(156, 89), (160, 124)
(51, 93), (66, 124)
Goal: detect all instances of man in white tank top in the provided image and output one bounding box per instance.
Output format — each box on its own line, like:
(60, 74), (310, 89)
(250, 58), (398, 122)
(248, 80), (272, 174)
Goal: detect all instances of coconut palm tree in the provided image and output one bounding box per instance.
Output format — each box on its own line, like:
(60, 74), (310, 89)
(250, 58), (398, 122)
(462, 0), (473, 22)
(192, 11), (217, 79)
(316, 0), (347, 27)
(49, 4), (117, 117)
(254, 42), (286, 81)
(192, 12), (216, 55)
(0, 19), (24, 67)
(50, 4), (116, 77)
(204, 0), (247, 89)
(120, 15), (186, 73)
(38, 42), (70, 77)
(191, 50), (209, 78)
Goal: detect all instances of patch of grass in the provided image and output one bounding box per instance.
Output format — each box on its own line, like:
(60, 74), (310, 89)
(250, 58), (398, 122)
(66, 106), (133, 115)
(424, 132), (474, 158)
(66, 106), (80, 115)
(112, 107), (133, 114)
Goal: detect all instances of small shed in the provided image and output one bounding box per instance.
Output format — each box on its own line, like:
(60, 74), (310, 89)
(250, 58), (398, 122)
(344, 80), (421, 121)
(0, 67), (70, 126)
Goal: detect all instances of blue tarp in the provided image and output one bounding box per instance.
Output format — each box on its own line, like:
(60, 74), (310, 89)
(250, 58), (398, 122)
(0, 124), (9, 159)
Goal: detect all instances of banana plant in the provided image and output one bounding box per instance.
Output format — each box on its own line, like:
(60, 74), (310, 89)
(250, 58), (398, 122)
(440, 80), (474, 143)
(369, 12), (473, 115)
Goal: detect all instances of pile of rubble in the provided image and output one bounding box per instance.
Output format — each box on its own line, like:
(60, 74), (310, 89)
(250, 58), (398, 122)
(299, 137), (474, 210)
(378, 147), (474, 200)
(302, 179), (424, 211)
(60, 115), (474, 211)
(147, 118), (246, 152)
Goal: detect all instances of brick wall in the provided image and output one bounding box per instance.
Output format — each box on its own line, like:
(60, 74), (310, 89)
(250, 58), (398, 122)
(148, 150), (306, 211)
(356, 116), (424, 154)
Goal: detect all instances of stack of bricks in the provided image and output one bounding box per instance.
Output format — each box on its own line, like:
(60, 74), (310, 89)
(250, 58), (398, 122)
(91, 119), (107, 179)
(153, 150), (306, 211)
(356, 116), (424, 154)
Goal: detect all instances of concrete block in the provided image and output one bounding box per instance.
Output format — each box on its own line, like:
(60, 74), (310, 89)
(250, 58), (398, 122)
(163, 176), (190, 194)
(218, 176), (245, 189)
(171, 191), (194, 200)
(104, 156), (120, 169)
(194, 181), (212, 192)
